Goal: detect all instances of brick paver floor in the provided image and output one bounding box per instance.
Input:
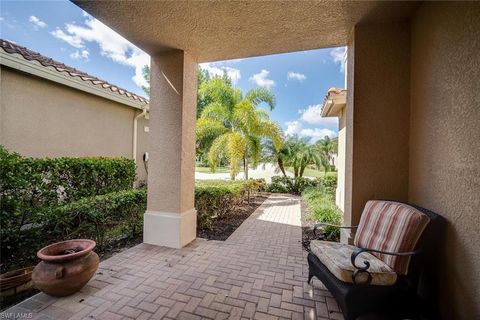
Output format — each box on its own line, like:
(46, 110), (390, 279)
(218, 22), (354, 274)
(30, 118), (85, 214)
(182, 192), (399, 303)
(2, 194), (342, 320)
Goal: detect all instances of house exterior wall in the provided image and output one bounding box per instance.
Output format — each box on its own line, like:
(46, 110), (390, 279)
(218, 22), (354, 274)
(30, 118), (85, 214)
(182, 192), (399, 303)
(346, 21), (411, 229)
(409, 3), (480, 318)
(0, 67), (149, 182)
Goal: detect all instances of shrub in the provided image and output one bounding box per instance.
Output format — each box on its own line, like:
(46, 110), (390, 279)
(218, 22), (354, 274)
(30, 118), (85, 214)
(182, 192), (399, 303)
(315, 174), (337, 197)
(195, 179), (264, 229)
(302, 187), (342, 240)
(0, 147), (136, 216)
(267, 176), (318, 194)
(1, 189), (146, 272)
(0, 146), (138, 272)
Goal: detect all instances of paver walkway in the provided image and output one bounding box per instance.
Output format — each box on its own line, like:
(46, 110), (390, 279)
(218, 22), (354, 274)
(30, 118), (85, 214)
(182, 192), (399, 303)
(3, 194), (342, 320)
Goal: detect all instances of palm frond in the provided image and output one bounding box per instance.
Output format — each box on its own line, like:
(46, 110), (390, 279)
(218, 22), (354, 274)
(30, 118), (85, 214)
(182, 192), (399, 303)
(208, 134), (229, 171)
(245, 87), (276, 110)
(196, 118), (227, 142)
(226, 132), (246, 178)
(200, 102), (230, 122)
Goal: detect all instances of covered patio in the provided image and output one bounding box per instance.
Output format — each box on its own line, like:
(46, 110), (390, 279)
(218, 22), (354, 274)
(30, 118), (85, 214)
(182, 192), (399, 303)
(3, 1), (478, 319)
(5, 194), (343, 319)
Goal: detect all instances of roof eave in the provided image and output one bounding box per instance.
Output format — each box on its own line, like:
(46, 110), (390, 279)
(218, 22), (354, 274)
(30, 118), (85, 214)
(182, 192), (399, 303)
(0, 49), (148, 110)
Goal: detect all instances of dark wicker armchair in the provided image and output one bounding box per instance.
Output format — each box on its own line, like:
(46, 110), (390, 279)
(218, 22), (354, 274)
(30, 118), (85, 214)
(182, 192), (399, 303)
(307, 200), (445, 320)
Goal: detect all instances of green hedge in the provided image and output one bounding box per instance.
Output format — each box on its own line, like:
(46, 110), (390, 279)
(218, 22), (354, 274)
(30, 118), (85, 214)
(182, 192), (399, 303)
(1, 189), (146, 272)
(0, 147), (138, 272)
(267, 174), (337, 195)
(0, 147), (136, 213)
(195, 179), (265, 229)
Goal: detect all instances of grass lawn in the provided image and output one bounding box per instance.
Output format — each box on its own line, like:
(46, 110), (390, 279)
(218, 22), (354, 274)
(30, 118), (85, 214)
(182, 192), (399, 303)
(195, 166), (230, 174)
(286, 167), (337, 178)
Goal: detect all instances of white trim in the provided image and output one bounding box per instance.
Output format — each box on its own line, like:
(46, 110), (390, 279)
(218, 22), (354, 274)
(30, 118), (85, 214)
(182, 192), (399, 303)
(0, 50), (147, 110)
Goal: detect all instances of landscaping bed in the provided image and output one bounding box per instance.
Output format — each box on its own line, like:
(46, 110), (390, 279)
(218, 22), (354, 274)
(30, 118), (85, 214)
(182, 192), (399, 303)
(300, 186), (342, 251)
(198, 193), (269, 240)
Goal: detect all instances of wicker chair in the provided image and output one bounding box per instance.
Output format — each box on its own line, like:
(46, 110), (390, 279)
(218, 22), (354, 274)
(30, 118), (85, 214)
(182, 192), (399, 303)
(307, 200), (445, 320)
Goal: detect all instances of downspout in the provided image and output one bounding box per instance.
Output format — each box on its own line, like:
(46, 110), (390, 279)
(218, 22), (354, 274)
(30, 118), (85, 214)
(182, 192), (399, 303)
(133, 107), (147, 185)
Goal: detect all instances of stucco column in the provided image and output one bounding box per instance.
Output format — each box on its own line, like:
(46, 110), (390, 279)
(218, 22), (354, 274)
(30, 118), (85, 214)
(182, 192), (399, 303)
(144, 50), (197, 248)
(342, 22), (410, 244)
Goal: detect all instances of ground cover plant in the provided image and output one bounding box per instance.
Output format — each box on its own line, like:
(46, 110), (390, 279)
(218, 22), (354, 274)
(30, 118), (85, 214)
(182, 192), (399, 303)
(302, 187), (342, 240)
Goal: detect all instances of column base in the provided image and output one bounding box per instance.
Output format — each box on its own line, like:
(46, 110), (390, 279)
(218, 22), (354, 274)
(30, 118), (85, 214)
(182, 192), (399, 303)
(143, 208), (197, 248)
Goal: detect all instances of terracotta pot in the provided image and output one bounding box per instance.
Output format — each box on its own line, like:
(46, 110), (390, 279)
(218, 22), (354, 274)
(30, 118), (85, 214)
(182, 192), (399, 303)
(32, 239), (99, 297)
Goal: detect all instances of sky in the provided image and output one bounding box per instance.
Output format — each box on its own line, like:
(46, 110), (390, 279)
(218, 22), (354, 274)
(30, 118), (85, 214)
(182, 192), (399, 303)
(0, 0), (346, 142)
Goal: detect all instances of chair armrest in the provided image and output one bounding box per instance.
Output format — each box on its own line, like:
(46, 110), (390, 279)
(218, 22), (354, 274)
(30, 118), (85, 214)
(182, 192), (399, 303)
(350, 247), (421, 285)
(313, 223), (358, 236)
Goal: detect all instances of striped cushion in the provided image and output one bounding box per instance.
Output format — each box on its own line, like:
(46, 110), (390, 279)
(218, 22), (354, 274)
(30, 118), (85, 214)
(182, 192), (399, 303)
(354, 200), (430, 275)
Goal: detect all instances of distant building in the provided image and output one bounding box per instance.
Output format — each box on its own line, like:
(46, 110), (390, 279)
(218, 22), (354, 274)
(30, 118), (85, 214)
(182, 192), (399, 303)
(321, 88), (346, 212)
(0, 39), (150, 182)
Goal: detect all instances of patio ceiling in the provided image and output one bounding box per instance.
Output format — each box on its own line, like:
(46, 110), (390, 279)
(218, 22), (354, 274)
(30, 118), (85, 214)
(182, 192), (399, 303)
(74, 1), (419, 62)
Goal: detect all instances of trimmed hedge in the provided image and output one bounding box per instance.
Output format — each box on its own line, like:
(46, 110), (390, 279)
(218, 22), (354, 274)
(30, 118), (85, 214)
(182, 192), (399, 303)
(1, 189), (146, 273)
(0, 147), (137, 272)
(0, 147), (135, 213)
(195, 179), (266, 229)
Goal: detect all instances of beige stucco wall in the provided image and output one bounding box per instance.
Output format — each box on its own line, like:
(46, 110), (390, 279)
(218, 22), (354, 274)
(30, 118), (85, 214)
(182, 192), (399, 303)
(0, 67), (149, 182)
(409, 3), (480, 319)
(347, 22), (411, 226)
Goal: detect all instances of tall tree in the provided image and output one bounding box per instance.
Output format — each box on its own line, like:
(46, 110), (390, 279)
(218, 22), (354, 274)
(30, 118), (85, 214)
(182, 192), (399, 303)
(315, 136), (337, 173)
(196, 77), (282, 179)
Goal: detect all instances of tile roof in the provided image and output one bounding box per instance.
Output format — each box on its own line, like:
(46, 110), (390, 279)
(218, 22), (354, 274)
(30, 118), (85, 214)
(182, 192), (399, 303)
(0, 39), (149, 105)
(327, 87), (346, 95)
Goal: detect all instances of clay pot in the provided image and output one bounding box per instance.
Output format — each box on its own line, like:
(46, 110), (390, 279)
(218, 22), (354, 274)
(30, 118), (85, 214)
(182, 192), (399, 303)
(32, 239), (99, 297)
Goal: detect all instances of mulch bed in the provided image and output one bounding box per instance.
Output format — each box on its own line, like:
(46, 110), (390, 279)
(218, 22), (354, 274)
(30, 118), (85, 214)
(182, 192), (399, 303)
(197, 193), (269, 241)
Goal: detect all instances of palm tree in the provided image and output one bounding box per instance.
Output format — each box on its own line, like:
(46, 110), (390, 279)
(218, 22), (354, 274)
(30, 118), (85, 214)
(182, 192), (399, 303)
(196, 77), (282, 179)
(315, 136), (337, 173)
(284, 136), (323, 178)
(266, 135), (324, 179)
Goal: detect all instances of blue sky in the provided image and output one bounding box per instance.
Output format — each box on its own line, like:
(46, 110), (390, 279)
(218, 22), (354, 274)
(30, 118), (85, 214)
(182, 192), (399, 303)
(1, 0), (345, 141)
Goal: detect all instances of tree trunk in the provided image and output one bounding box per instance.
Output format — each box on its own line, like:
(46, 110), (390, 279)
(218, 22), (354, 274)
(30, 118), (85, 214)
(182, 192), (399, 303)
(299, 165), (306, 178)
(278, 157), (287, 177)
(244, 149), (249, 180)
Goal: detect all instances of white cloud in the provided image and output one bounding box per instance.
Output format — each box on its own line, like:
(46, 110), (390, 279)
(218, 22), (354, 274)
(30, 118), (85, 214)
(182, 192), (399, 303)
(285, 121), (302, 136)
(299, 104), (338, 126)
(70, 49), (89, 61)
(199, 62), (241, 85)
(285, 120), (336, 142)
(287, 71), (306, 81)
(299, 128), (337, 142)
(51, 29), (84, 48)
(330, 47), (346, 72)
(29, 16), (47, 30)
(50, 16), (150, 88)
(249, 69), (275, 89)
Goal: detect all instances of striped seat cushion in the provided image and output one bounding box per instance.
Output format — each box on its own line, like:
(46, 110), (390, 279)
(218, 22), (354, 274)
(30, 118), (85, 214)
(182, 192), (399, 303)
(354, 200), (430, 275)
